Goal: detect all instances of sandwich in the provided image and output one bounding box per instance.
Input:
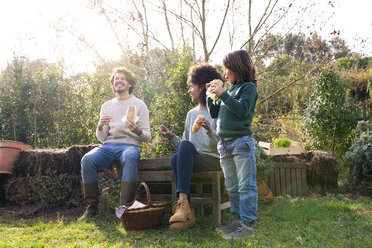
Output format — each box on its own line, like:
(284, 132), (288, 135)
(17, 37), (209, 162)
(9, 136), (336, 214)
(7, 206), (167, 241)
(126, 105), (136, 121)
(206, 79), (223, 101)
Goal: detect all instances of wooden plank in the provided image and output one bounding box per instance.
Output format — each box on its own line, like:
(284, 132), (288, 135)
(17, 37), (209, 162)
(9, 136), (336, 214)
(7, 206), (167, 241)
(301, 167), (308, 196)
(285, 167), (291, 195)
(138, 194), (172, 202)
(212, 172), (221, 224)
(273, 162), (306, 169)
(269, 172), (275, 196)
(275, 167), (281, 196)
(280, 168), (286, 196)
(267, 143), (302, 156)
(296, 167), (303, 196)
(137, 171), (173, 181)
(291, 168), (297, 196)
(220, 201), (231, 210)
(172, 180), (177, 203)
(138, 158), (170, 170)
(195, 181), (204, 216)
(190, 197), (214, 205)
(191, 171), (224, 180)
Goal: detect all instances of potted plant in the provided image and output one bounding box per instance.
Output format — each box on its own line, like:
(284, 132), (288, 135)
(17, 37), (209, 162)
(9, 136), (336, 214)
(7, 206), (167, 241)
(0, 140), (33, 174)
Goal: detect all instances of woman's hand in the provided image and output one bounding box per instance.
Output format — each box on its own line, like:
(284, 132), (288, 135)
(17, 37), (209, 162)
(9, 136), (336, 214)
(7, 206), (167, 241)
(125, 120), (142, 135)
(159, 125), (174, 139)
(198, 117), (212, 134)
(98, 115), (112, 131)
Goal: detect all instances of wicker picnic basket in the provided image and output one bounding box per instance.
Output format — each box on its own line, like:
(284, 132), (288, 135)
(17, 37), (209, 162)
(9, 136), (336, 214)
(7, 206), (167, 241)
(119, 182), (168, 231)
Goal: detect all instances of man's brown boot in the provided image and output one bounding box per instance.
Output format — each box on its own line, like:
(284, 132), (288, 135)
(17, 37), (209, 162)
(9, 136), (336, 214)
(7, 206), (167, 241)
(78, 182), (99, 221)
(169, 199), (192, 223)
(169, 209), (196, 230)
(120, 181), (137, 205)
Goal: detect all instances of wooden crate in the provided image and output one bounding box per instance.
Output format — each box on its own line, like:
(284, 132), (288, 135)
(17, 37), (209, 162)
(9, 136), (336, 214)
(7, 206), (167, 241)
(258, 141), (302, 156)
(269, 162), (308, 197)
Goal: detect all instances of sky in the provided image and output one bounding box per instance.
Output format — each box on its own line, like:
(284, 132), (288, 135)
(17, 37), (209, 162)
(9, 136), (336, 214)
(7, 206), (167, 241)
(0, 0), (371, 74)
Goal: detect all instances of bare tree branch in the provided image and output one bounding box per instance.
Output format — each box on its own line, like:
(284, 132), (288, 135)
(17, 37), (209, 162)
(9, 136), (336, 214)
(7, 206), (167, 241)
(63, 26), (104, 61)
(99, 6), (126, 54)
(241, 0), (278, 50)
(227, 0), (236, 49)
(132, 0), (149, 51)
(252, 0), (296, 53)
(160, 0), (175, 50)
(254, 1), (310, 64)
(104, 4), (168, 50)
(208, 0), (231, 60)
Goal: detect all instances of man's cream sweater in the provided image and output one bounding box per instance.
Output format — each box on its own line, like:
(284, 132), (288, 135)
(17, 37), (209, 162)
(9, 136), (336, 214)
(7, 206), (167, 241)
(96, 96), (151, 148)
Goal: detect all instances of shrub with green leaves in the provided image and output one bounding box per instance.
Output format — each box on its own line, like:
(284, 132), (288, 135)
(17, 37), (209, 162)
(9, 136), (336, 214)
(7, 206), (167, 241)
(341, 130), (372, 183)
(302, 69), (359, 156)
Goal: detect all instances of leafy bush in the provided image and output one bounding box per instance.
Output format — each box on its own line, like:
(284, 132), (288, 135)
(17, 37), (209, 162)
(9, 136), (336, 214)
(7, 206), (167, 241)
(255, 142), (273, 182)
(273, 137), (292, 148)
(341, 129), (372, 183)
(302, 69), (359, 156)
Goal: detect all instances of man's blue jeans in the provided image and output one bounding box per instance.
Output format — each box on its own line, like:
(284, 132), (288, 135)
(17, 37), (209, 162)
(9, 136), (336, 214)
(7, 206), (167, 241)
(170, 140), (220, 202)
(217, 135), (258, 227)
(81, 142), (140, 184)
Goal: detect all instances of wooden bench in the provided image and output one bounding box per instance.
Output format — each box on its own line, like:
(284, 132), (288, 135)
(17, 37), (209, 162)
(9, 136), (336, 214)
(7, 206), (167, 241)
(117, 158), (230, 224)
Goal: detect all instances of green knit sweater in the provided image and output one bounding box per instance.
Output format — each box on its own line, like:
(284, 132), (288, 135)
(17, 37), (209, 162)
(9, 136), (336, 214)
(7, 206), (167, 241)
(207, 82), (258, 139)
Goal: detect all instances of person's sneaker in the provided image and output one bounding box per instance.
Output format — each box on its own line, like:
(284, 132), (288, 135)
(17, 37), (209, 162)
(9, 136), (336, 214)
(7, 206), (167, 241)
(169, 209), (196, 230)
(169, 199), (192, 223)
(222, 224), (255, 239)
(215, 220), (241, 232)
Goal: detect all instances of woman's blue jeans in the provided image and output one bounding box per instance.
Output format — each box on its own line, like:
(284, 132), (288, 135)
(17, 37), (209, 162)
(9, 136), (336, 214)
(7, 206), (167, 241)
(170, 140), (220, 203)
(217, 135), (258, 227)
(81, 142), (140, 184)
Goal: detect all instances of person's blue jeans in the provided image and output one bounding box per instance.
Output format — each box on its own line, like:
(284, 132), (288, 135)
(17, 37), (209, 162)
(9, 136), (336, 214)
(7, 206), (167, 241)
(217, 135), (258, 227)
(170, 140), (220, 203)
(81, 142), (140, 184)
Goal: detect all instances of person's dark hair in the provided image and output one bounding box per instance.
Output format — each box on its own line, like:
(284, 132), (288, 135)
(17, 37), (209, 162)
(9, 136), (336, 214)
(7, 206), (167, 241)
(187, 63), (224, 105)
(223, 50), (257, 86)
(110, 67), (136, 94)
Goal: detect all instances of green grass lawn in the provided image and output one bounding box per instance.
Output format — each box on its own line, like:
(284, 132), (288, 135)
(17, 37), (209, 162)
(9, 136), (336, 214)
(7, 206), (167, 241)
(1, 195), (371, 247)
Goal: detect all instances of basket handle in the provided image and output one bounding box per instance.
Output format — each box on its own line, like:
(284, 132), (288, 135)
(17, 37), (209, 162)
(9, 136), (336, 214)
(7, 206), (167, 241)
(134, 182), (152, 207)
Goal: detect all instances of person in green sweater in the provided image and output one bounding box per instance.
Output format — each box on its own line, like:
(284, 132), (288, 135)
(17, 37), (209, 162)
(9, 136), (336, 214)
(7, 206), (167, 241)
(206, 50), (258, 239)
(78, 67), (150, 221)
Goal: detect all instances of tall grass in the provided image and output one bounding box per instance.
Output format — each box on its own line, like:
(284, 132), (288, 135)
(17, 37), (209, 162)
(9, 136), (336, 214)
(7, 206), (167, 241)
(1, 195), (371, 247)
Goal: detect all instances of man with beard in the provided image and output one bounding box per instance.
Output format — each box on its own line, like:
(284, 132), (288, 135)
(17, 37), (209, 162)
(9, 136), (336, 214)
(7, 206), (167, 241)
(78, 67), (150, 220)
